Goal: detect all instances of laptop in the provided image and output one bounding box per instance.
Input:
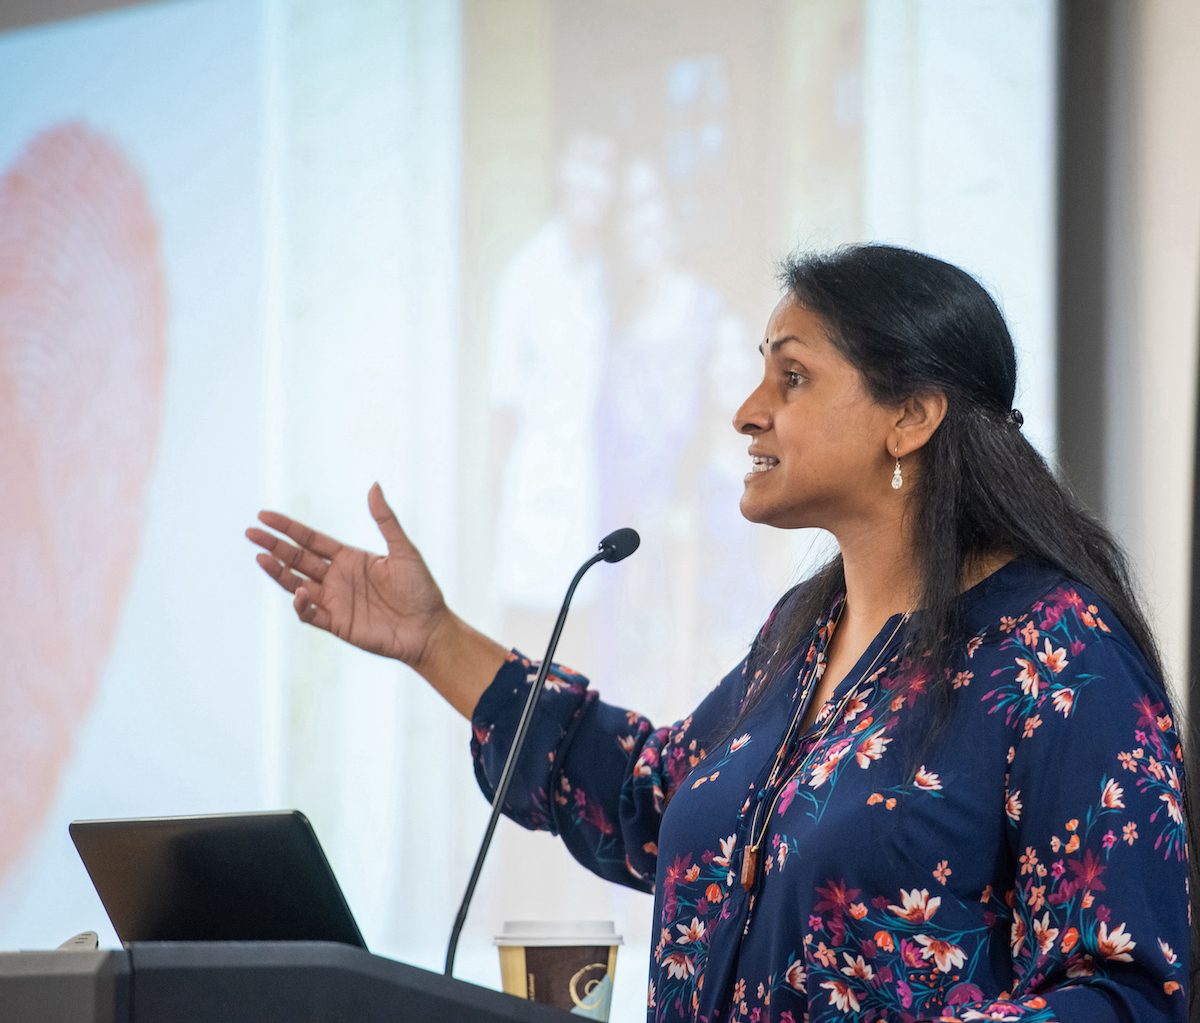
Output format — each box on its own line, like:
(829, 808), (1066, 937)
(70, 810), (366, 948)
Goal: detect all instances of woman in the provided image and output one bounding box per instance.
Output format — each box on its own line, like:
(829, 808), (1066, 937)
(248, 245), (1191, 1022)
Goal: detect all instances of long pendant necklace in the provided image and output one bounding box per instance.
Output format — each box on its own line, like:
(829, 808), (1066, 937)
(739, 608), (911, 892)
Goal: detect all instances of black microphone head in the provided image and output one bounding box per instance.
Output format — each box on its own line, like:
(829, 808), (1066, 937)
(599, 527), (640, 563)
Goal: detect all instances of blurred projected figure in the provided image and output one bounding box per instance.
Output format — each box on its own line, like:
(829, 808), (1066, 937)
(489, 133), (615, 656)
(596, 159), (751, 709)
(0, 123), (166, 884)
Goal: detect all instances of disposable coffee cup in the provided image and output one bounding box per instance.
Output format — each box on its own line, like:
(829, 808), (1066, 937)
(495, 920), (623, 1020)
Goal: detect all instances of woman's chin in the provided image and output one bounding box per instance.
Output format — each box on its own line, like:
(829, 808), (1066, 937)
(738, 491), (782, 527)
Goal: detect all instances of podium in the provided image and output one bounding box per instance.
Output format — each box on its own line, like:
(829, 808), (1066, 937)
(0, 941), (574, 1023)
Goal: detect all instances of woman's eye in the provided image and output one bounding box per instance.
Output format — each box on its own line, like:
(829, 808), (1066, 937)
(785, 371), (804, 388)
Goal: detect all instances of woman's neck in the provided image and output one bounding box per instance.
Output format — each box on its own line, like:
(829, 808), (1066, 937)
(836, 525), (1014, 639)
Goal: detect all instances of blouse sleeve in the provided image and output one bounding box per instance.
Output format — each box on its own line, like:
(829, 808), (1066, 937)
(470, 650), (752, 892)
(941, 595), (1191, 1023)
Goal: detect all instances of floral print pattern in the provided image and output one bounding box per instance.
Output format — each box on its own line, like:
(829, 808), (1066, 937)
(472, 559), (1189, 1021)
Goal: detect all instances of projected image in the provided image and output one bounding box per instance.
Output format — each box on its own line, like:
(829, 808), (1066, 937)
(0, 122), (166, 883)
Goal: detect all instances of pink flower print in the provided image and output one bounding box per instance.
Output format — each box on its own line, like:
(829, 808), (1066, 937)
(1010, 915), (1027, 958)
(999, 616), (1017, 633)
(1123, 821), (1138, 844)
(1033, 912), (1059, 954)
(840, 953), (874, 982)
(1037, 638), (1068, 674)
(820, 979), (861, 1014)
(1029, 884), (1046, 911)
(1068, 849), (1107, 892)
(915, 935), (966, 972)
(855, 730), (892, 768)
(664, 953), (695, 979)
(888, 888), (942, 922)
(952, 670), (973, 689)
(1022, 714), (1042, 738)
(1050, 687), (1074, 716)
(1020, 621), (1040, 647)
(946, 982), (984, 1006)
(896, 979), (913, 1008)
(1102, 830), (1117, 850)
(813, 941), (837, 968)
(1101, 778), (1125, 809)
(1015, 658), (1040, 698)
(913, 766), (942, 791)
(778, 776), (802, 813)
(842, 693), (868, 723)
(1066, 953), (1097, 978)
(1019, 846), (1038, 875)
(933, 860), (952, 885)
(1096, 921), (1136, 961)
(713, 835), (736, 867)
(808, 750), (847, 788)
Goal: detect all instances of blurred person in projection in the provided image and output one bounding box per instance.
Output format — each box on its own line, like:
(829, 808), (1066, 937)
(487, 132), (615, 658)
(595, 158), (761, 711)
(250, 245), (1193, 1023)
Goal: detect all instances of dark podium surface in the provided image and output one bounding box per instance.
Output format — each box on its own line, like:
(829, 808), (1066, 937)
(0, 941), (575, 1023)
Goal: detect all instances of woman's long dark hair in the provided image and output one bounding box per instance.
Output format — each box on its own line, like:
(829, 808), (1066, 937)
(739, 243), (1197, 1000)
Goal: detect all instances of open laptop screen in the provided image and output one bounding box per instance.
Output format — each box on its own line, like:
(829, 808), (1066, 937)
(70, 810), (366, 948)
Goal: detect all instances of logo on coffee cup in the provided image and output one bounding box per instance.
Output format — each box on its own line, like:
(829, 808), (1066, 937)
(570, 962), (613, 1018)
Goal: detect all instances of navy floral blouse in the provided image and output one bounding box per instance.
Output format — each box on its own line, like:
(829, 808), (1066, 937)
(471, 559), (1190, 1022)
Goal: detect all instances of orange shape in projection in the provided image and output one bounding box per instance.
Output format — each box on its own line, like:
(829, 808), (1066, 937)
(0, 123), (166, 884)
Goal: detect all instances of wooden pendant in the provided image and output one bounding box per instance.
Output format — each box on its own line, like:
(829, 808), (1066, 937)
(740, 846), (758, 892)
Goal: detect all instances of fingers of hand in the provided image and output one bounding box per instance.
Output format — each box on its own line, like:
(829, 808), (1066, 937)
(294, 588), (332, 631)
(257, 552), (324, 600)
(256, 510), (342, 560)
(251, 530), (330, 582)
(368, 482), (410, 552)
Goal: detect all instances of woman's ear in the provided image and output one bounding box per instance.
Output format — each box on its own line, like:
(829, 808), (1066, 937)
(891, 390), (948, 458)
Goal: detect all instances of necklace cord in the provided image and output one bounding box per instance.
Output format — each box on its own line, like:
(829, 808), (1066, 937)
(740, 609), (911, 892)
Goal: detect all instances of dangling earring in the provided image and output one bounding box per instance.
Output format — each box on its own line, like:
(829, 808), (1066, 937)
(891, 456), (903, 490)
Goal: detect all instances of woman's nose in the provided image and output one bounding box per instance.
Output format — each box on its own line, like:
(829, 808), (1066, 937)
(733, 379), (769, 435)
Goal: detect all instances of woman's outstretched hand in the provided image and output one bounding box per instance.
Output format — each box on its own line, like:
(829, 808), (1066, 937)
(246, 483), (505, 717)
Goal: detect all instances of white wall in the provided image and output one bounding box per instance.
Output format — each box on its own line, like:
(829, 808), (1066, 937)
(863, 0), (1057, 460)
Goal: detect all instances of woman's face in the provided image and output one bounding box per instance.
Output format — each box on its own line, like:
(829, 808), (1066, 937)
(734, 297), (900, 532)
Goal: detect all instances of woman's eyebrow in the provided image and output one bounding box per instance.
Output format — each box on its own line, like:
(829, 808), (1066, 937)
(757, 335), (805, 356)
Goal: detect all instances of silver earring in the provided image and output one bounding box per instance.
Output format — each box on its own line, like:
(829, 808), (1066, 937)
(891, 457), (903, 490)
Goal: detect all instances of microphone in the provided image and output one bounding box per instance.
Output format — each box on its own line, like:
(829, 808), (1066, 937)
(444, 528), (640, 977)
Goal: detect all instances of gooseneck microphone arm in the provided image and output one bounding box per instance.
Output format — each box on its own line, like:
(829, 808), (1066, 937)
(444, 528), (640, 978)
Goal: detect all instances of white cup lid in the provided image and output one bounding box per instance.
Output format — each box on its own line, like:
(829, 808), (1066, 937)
(494, 920), (623, 946)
